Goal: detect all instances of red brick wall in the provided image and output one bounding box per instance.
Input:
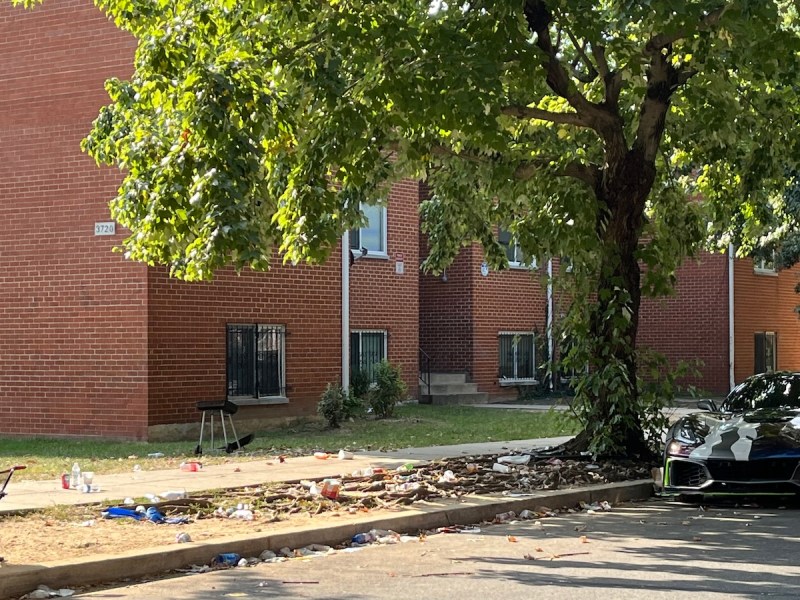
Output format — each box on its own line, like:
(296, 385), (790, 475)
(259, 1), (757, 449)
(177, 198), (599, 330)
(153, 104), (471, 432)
(350, 180), (420, 393)
(147, 180), (421, 428)
(734, 259), (800, 383)
(419, 245), (475, 375)
(146, 262), (342, 427)
(0, 0), (149, 438)
(472, 259), (548, 396)
(638, 252), (730, 395)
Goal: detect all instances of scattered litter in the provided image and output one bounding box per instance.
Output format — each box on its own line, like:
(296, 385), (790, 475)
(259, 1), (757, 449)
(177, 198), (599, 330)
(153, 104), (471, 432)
(176, 532), (192, 543)
(147, 452), (165, 458)
(259, 550), (277, 561)
(23, 586), (74, 599)
(398, 463), (415, 473)
(498, 455), (531, 466)
(579, 535), (589, 544)
(320, 479), (341, 500)
(314, 452), (330, 460)
(438, 470), (457, 483)
(76, 520), (95, 528)
(161, 490), (187, 501)
(584, 464), (600, 471)
(338, 450), (354, 460)
(506, 535), (518, 543)
(492, 463), (511, 474)
(494, 510), (516, 523)
(180, 461), (202, 472)
(212, 553), (241, 568)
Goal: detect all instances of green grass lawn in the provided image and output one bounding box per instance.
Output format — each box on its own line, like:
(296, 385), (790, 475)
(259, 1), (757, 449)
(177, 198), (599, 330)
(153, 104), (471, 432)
(0, 404), (577, 480)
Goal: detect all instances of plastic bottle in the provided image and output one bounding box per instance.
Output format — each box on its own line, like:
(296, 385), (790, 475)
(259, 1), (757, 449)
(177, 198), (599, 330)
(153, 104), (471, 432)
(70, 462), (81, 489)
(352, 532), (376, 545)
(213, 553), (241, 567)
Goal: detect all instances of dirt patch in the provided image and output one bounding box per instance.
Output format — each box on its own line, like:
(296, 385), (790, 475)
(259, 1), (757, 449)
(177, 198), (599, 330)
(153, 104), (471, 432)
(0, 455), (651, 565)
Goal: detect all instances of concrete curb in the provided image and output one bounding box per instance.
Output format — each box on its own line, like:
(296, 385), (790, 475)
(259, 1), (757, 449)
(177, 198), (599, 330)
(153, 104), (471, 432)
(0, 480), (652, 599)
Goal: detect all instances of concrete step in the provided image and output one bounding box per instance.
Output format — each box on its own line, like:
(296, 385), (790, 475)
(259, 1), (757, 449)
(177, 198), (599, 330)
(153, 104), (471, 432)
(427, 373), (468, 385)
(426, 392), (490, 406)
(419, 382), (479, 396)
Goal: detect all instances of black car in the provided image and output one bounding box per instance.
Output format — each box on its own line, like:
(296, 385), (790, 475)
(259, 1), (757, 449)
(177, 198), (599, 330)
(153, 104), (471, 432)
(662, 371), (800, 498)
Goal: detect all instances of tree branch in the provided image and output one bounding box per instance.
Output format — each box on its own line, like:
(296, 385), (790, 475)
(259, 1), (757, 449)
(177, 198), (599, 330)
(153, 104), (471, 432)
(501, 105), (589, 127)
(565, 28), (599, 83)
(591, 43), (610, 77)
(515, 159), (600, 187)
(523, 1), (628, 163)
(645, 5), (730, 55)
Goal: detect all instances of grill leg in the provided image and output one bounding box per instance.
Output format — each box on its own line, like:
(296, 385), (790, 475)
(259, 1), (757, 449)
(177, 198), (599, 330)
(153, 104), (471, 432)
(227, 414), (240, 451)
(219, 410), (230, 447)
(196, 411), (208, 455)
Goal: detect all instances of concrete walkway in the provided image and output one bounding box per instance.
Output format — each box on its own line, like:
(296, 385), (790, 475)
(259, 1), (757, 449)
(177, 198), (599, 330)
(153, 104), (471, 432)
(0, 437), (573, 514)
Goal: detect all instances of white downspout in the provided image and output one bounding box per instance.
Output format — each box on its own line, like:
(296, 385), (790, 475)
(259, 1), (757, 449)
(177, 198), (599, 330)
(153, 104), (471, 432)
(728, 243), (735, 390)
(547, 258), (554, 391)
(342, 232), (350, 393)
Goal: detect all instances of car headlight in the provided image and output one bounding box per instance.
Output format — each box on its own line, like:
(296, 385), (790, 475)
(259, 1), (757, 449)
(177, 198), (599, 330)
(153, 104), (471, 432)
(666, 439), (701, 457)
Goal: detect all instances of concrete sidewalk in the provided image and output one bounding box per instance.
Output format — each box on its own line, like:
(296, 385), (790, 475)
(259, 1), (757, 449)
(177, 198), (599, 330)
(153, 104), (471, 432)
(0, 436), (573, 514)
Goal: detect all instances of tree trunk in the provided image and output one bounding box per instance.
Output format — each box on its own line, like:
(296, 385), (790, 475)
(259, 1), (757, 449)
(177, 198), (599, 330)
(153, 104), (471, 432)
(562, 151), (655, 459)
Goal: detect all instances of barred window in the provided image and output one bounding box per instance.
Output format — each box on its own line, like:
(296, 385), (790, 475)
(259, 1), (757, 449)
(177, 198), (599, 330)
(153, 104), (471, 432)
(499, 332), (536, 381)
(227, 324), (286, 398)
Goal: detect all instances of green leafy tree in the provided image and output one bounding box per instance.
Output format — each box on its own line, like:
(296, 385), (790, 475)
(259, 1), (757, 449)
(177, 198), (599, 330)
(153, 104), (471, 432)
(47, 0), (800, 457)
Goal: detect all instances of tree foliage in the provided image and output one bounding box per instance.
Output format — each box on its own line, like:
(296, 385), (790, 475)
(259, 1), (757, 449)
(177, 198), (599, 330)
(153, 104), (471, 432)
(72, 0), (800, 455)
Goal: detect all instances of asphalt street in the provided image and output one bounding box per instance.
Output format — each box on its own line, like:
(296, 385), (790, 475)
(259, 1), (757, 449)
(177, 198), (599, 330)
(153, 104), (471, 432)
(74, 499), (800, 599)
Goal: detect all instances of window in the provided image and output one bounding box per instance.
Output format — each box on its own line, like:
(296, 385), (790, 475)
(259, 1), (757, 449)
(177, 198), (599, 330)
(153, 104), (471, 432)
(350, 203), (387, 255)
(498, 229), (536, 268)
(754, 331), (777, 374)
(350, 330), (387, 383)
(227, 324), (286, 398)
(498, 332), (536, 381)
(754, 253), (777, 274)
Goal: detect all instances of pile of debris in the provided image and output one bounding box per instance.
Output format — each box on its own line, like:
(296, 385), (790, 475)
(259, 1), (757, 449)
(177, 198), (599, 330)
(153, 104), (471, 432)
(138, 453), (650, 524)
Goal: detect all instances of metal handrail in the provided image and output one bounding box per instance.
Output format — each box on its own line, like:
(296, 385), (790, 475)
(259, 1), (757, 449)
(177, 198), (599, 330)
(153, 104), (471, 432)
(418, 347), (432, 403)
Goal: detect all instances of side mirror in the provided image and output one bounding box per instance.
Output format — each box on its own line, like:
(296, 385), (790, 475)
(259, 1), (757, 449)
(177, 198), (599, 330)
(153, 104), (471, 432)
(697, 399), (717, 412)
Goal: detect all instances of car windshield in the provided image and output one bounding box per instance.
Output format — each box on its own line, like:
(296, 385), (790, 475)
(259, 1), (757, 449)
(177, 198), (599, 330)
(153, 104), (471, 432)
(722, 374), (800, 412)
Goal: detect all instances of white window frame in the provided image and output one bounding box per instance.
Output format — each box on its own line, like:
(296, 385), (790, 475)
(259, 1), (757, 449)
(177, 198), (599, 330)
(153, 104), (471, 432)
(350, 202), (388, 257)
(754, 253), (777, 275)
(498, 229), (537, 269)
(497, 331), (537, 384)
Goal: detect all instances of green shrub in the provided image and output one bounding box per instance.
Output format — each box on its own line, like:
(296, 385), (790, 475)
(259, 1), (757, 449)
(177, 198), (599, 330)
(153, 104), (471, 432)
(317, 383), (346, 428)
(350, 368), (372, 402)
(369, 360), (408, 419)
(343, 390), (366, 419)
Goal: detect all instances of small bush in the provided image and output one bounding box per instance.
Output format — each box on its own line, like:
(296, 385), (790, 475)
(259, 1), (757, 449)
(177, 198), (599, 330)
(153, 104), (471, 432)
(350, 368), (372, 402)
(369, 360), (408, 419)
(318, 383), (347, 428)
(343, 390), (366, 420)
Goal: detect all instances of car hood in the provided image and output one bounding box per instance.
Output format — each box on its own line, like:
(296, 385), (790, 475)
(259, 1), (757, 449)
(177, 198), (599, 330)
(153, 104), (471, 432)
(680, 408), (800, 461)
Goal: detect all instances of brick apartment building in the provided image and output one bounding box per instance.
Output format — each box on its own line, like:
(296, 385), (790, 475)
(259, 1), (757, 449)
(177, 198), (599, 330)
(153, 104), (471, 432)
(0, 1), (419, 440)
(3, 2), (800, 439)
(420, 241), (800, 401)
